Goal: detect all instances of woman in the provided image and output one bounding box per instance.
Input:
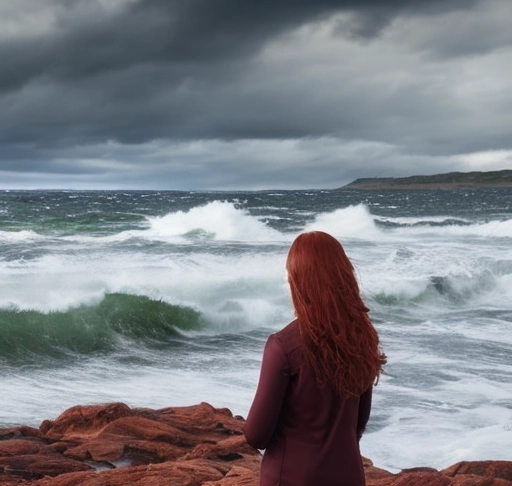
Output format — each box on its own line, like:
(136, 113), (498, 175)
(244, 231), (386, 486)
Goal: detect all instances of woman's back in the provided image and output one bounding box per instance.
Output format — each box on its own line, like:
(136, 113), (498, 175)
(245, 320), (371, 486)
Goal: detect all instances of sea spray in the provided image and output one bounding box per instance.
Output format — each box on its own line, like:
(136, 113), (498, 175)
(147, 200), (284, 242)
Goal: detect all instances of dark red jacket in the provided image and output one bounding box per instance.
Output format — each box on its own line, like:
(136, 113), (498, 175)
(244, 319), (372, 486)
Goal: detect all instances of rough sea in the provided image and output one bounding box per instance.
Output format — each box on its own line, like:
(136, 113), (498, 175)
(0, 188), (511, 472)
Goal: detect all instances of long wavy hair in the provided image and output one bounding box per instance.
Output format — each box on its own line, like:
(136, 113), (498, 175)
(286, 231), (386, 398)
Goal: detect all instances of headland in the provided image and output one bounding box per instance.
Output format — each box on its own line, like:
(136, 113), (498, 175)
(341, 169), (512, 190)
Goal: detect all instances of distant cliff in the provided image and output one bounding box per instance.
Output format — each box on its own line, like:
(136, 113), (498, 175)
(342, 169), (512, 190)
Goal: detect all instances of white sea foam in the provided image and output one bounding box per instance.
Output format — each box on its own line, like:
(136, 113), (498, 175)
(2, 219), (512, 328)
(2, 209), (512, 321)
(440, 218), (512, 238)
(304, 204), (512, 241)
(147, 200), (284, 242)
(304, 204), (381, 239)
(0, 229), (42, 241)
(363, 373), (512, 472)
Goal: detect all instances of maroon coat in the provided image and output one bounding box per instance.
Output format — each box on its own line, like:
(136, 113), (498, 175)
(244, 319), (372, 486)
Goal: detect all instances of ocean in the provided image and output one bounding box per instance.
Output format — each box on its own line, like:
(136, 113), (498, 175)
(0, 188), (511, 472)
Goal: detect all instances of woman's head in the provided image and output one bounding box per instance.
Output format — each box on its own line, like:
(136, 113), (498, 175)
(286, 231), (385, 397)
(286, 231), (363, 318)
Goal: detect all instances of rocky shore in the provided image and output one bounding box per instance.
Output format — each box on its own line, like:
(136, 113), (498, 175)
(0, 402), (510, 485)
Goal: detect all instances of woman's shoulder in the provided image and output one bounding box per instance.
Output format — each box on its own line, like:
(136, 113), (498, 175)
(272, 319), (303, 363)
(274, 318), (300, 340)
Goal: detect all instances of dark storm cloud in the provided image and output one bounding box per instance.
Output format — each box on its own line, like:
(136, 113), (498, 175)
(2, 0), (482, 92)
(0, 0), (489, 145)
(2, 0), (343, 93)
(0, 0), (510, 189)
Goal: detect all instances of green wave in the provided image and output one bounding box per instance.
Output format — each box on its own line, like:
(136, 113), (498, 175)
(0, 293), (203, 365)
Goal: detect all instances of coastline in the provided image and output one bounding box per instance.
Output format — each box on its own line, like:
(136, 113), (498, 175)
(340, 169), (512, 190)
(0, 402), (510, 486)
(342, 182), (512, 190)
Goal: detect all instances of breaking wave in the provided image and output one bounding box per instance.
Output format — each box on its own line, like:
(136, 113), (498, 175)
(0, 293), (204, 366)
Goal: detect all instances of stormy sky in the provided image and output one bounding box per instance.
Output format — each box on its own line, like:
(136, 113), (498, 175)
(1, 0), (511, 190)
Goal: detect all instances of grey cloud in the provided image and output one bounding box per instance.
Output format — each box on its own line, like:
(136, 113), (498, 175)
(1, 0), (485, 92)
(0, 0), (510, 190)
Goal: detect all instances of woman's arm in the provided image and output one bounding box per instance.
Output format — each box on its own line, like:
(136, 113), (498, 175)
(357, 386), (373, 440)
(243, 334), (290, 450)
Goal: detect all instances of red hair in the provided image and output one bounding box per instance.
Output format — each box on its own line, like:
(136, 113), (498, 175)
(286, 231), (386, 398)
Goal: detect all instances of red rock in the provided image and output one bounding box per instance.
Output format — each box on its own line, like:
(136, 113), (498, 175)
(40, 402), (133, 439)
(443, 461), (512, 482)
(0, 402), (510, 486)
(364, 461), (512, 486)
(0, 426), (42, 441)
(0, 439), (45, 457)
